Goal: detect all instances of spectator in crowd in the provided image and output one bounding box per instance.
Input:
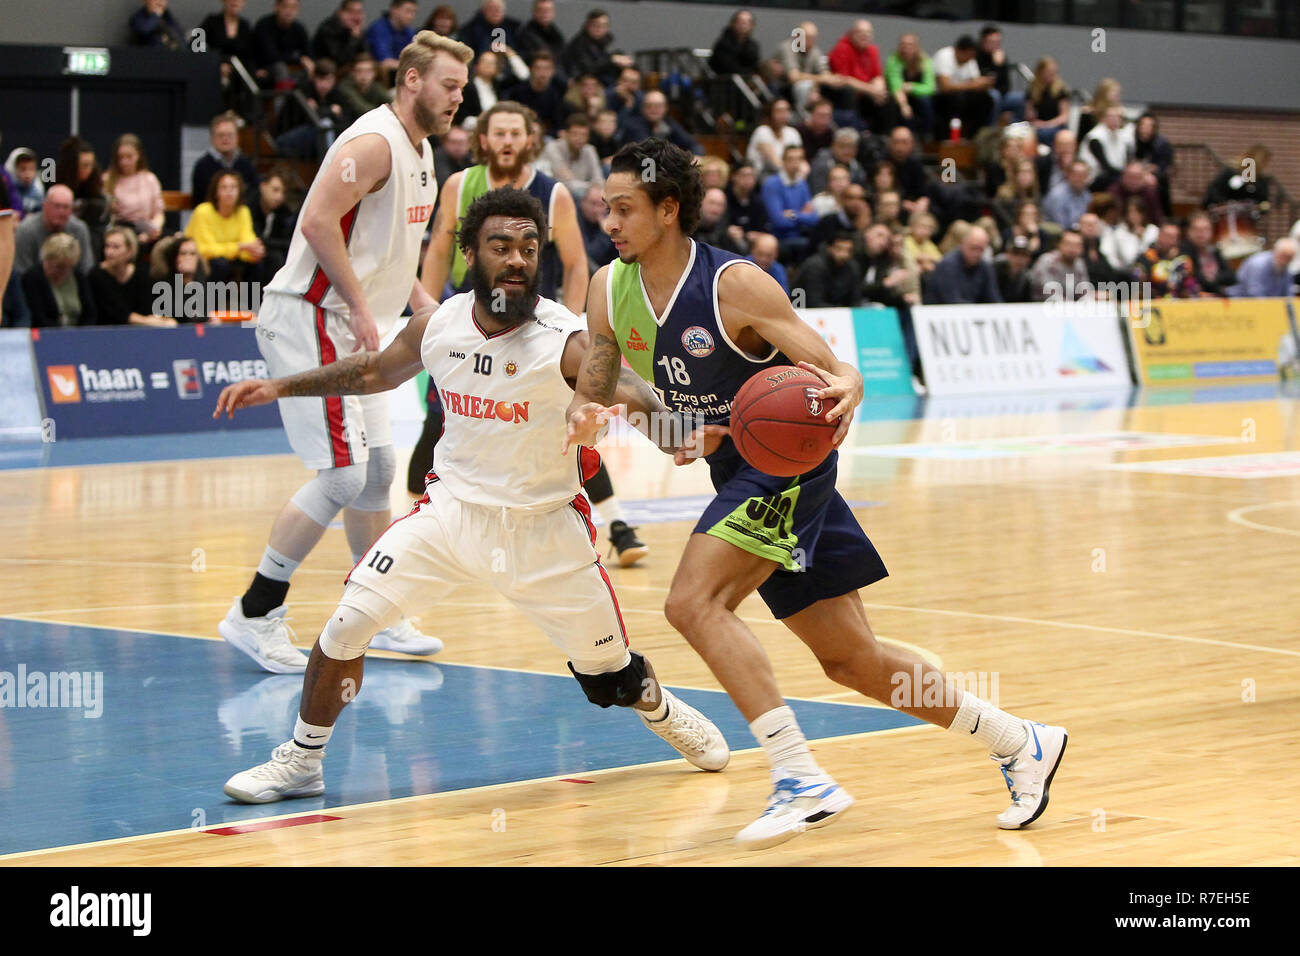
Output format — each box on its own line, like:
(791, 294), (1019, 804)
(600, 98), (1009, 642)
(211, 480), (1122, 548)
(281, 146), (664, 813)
(89, 226), (170, 326)
(605, 67), (644, 128)
(577, 184), (616, 273)
(1042, 159), (1092, 229)
(337, 54), (393, 126)
(1078, 211), (1126, 287)
(1182, 211), (1235, 296)
(886, 34), (935, 141)
(249, 170), (296, 280)
(984, 128), (1029, 198)
(199, 0), (257, 93)
(933, 35), (995, 138)
(275, 57), (347, 159)
(903, 211), (941, 274)
(14, 184), (94, 277)
(798, 98), (837, 159)
(5, 148), (44, 218)
(253, 0), (314, 89)
(1228, 239), (1297, 298)
(618, 91), (704, 155)
(748, 232), (789, 296)
(150, 234), (210, 323)
(761, 144), (818, 261)
(1036, 127), (1077, 195)
(458, 0), (522, 56)
(1088, 191), (1121, 231)
(861, 222), (918, 307)
(1110, 160), (1164, 226)
(993, 157), (1040, 231)
(747, 99), (803, 179)
(874, 189), (903, 233)
(589, 109), (619, 164)
(994, 233), (1035, 302)
(1030, 227), (1088, 300)
(710, 9), (761, 77)
(809, 180), (869, 254)
(130, 0), (184, 50)
(1101, 196), (1158, 273)
(694, 187), (746, 256)
(459, 51), (510, 127)
(55, 138), (107, 257)
(1025, 57), (1070, 147)
(1077, 77), (1121, 143)
(366, 0), (418, 82)
(537, 114), (603, 201)
(1204, 144), (1274, 209)
(0, 183), (23, 326)
(1134, 112), (1173, 219)
(1003, 199), (1050, 260)
(810, 164), (851, 218)
(423, 5), (458, 38)
(699, 156), (731, 193)
(782, 21), (835, 118)
(508, 50), (567, 134)
(564, 10), (632, 88)
(926, 225), (1000, 303)
(1081, 105), (1133, 191)
(726, 161), (769, 240)
(433, 125), (472, 188)
(826, 20), (890, 132)
(796, 232), (862, 307)
(883, 125), (935, 222)
(185, 170), (264, 282)
(23, 233), (96, 327)
(1133, 221), (1199, 297)
(104, 134), (164, 245)
(312, 0), (369, 70)
(517, 0), (567, 79)
(809, 127), (866, 196)
(977, 24), (1024, 123)
(192, 112), (260, 206)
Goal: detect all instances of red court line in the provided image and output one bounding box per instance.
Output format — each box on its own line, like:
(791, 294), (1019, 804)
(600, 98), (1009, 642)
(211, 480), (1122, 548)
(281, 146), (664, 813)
(560, 779), (594, 784)
(204, 814), (342, 836)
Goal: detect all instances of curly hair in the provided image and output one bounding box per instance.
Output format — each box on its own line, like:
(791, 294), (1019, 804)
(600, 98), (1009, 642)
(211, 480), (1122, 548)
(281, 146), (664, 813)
(609, 138), (703, 237)
(471, 101), (541, 165)
(457, 187), (547, 258)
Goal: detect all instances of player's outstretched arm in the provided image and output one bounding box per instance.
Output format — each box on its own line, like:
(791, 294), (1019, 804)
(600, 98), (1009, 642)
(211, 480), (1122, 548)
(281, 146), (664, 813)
(419, 171), (461, 303)
(214, 307), (435, 418)
(719, 264), (864, 446)
(550, 184), (590, 315)
(563, 264), (624, 451)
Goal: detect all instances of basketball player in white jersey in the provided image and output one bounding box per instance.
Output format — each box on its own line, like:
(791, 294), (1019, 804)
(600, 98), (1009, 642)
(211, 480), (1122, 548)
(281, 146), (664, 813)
(214, 188), (728, 802)
(218, 32), (473, 674)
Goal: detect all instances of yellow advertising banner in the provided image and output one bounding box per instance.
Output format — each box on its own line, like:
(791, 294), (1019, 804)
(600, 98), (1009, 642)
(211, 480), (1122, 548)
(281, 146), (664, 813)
(1128, 297), (1300, 385)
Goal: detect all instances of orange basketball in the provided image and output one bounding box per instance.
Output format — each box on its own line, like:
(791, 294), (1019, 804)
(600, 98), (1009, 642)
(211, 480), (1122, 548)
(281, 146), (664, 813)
(729, 366), (838, 476)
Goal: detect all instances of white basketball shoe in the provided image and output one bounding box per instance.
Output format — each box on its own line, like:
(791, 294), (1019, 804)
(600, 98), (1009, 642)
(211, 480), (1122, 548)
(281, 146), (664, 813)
(639, 689), (730, 771)
(735, 769), (855, 850)
(219, 601), (308, 674)
(994, 720), (1068, 829)
(223, 741), (325, 804)
(369, 617), (444, 656)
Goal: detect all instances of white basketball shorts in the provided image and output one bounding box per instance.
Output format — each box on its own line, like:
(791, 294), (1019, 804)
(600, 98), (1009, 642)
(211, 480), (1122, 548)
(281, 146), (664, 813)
(255, 291), (392, 471)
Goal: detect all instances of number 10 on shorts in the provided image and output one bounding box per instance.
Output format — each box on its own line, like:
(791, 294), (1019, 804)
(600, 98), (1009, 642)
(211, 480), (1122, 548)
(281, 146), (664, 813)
(367, 551), (394, 574)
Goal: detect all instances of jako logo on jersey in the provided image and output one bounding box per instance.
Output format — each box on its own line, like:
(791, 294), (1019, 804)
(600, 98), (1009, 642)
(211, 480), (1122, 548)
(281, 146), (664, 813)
(173, 359), (202, 399)
(594, 634), (615, 646)
(439, 388), (530, 423)
(626, 328), (650, 352)
(406, 204), (433, 224)
(681, 326), (715, 357)
(47, 365), (82, 404)
(804, 387), (823, 417)
(448, 350), (466, 359)
(504, 361), (518, 377)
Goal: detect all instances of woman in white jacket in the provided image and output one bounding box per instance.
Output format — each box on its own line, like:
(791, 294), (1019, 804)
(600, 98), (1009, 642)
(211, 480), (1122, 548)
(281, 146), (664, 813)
(1082, 105), (1134, 190)
(1101, 195), (1158, 273)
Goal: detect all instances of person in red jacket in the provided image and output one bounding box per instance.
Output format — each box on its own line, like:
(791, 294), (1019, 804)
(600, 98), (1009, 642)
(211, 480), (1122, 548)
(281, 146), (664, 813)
(826, 20), (890, 133)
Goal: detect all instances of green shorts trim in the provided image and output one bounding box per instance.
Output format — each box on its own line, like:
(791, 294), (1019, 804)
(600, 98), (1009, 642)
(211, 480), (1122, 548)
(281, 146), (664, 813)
(703, 481), (804, 572)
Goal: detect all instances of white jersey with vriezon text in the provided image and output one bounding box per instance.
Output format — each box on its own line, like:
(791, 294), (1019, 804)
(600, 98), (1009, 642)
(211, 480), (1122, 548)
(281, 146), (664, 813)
(421, 292), (593, 510)
(264, 105), (436, 333)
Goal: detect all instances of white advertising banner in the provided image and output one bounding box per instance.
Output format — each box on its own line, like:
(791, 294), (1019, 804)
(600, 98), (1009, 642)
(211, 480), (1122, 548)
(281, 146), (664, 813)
(913, 302), (1132, 395)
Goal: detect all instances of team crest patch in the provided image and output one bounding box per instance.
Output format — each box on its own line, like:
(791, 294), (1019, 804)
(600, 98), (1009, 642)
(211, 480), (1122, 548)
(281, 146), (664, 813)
(504, 361), (518, 377)
(682, 326), (715, 357)
(804, 387), (823, 417)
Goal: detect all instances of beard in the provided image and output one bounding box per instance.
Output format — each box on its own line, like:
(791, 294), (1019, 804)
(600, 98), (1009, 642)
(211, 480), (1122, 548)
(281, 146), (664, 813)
(471, 264), (539, 327)
(413, 97), (451, 137)
(487, 149), (527, 180)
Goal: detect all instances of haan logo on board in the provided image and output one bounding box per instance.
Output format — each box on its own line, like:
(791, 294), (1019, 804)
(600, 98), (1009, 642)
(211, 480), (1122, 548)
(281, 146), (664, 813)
(47, 365), (81, 404)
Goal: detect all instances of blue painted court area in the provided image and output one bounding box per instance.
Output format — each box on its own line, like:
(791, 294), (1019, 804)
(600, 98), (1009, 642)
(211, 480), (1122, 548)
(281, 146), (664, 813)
(0, 619), (920, 856)
(0, 428), (293, 470)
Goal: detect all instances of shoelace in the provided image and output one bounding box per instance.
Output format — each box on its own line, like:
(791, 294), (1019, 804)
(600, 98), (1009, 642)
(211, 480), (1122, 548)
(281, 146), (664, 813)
(254, 614), (297, 646)
(662, 709), (708, 752)
(247, 744), (304, 780)
(997, 757), (1039, 804)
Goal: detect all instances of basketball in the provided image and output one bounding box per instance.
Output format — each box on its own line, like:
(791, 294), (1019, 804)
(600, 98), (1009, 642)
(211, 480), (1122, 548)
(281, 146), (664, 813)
(729, 366), (838, 477)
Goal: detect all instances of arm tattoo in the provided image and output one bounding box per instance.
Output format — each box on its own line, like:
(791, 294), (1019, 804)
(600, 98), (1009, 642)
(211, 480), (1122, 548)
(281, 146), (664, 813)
(277, 352), (375, 397)
(581, 332), (622, 405)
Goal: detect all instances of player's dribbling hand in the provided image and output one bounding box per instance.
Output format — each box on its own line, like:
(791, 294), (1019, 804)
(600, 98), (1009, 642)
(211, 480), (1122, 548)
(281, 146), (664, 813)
(213, 380), (279, 419)
(796, 360), (862, 448)
(562, 402), (625, 453)
(674, 424), (730, 466)
(349, 309), (380, 352)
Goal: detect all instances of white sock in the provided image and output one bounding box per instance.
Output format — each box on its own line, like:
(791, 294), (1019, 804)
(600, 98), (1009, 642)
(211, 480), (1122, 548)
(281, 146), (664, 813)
(593, 496), (625, 526)
(258, 546), (300, 583)
(949, 695), (1027, 758)
(750, 705), (821, 777)
(641, 687), (670, 722)
(293, 717), (333, 751)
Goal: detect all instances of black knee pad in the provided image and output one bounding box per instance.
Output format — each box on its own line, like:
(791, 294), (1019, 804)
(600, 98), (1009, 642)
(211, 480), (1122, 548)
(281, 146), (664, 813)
(569, 651), (648, 708)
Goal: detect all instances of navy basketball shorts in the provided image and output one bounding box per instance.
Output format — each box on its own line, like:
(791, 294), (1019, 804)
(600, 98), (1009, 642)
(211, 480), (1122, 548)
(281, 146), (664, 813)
(693, 449), (888, 619)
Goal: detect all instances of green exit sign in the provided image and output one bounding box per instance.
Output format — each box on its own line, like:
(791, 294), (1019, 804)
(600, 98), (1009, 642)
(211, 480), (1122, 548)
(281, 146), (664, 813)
(63, 47), (110, 76)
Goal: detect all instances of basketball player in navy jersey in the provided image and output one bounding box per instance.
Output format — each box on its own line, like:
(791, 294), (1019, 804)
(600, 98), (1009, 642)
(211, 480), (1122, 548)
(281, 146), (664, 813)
(415, 100), (648, 565)
(565, 139), (1068, 849)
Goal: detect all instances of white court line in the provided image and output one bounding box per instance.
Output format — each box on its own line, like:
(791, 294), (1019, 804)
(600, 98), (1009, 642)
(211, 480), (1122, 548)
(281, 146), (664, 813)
(1227, 501), (1300, 538)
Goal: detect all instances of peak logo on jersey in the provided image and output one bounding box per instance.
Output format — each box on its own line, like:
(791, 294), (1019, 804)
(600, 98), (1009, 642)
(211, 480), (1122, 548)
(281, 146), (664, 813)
(626, 328), (650, 352)
(682, 326), (715, 357)
(504, 361), (518, 377)
(440, 388), (530, 423)
(47, 365), (82, 404)
(406, 204), (433, 225)
(173, 359), (202, 399)
(804, 387), (823, 417)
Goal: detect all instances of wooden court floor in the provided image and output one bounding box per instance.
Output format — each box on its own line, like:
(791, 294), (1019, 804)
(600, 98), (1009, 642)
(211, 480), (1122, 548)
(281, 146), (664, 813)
(2, 395), (1299, 866)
